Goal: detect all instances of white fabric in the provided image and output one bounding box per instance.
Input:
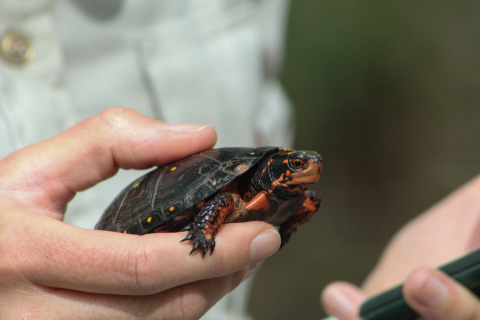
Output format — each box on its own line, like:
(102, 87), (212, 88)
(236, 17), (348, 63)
(0, 1), (293, 319)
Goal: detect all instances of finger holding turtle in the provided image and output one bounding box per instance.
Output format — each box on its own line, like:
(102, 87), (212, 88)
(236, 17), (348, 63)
(0, 107), (281, 319)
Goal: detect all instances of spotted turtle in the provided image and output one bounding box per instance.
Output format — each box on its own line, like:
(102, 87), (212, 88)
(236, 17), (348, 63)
(95, 147), (322, 256)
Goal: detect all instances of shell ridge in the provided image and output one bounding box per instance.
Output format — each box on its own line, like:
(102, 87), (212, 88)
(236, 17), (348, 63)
(138, 218), (144, 233)
(112, 189), (129, 226)
(199, 153), (222, 163)
(151, 167), (166, 208)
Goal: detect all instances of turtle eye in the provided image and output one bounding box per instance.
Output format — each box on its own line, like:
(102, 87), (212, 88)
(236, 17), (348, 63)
(291, 158), (306, 169)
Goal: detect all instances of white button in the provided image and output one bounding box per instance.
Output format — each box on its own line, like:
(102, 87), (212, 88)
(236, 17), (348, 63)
(0, 31), (35, 65)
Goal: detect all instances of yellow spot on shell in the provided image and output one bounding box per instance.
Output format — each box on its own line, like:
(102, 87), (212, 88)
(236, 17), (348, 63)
(147, 217), (152, 223)
(133, 183), (139, 188)
(250, 152), (255, 155)
(124, 230), (127, 234)
(288, 152), (292, 154)
(169, 206), (174, 211)
(303, 151), (306, 153)
(171, 167), (177, 171)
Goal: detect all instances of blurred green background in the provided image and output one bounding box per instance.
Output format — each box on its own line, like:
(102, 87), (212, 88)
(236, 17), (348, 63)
(248, 2), (480, 319)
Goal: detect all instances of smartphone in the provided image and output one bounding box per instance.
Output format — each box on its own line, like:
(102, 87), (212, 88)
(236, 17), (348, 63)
(359, 248), (480, 320)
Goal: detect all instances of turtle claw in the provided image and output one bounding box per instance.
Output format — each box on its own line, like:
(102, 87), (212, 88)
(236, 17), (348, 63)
(180, 233), (193, 242)
(181, 224), (216, 257)
(187, 239), (215, 257)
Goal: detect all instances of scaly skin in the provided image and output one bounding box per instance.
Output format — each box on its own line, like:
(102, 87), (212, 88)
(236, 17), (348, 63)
(181, 193), (235, 256)
(181, 150), (322, 256)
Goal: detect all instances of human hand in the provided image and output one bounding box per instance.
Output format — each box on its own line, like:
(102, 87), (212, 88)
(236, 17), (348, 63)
(321, 176), (480, 319)
(0, 107), (281, 319)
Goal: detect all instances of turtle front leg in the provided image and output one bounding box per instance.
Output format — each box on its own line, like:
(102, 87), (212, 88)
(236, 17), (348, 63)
(279, 191), (321, 248)
(181, 193), (236, 256)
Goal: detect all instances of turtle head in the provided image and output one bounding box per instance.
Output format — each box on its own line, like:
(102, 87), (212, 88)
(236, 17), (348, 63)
(266, 150), (322, 198)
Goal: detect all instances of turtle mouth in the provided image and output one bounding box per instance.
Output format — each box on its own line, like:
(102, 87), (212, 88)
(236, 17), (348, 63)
(287, 173), (320, 185)
(297, 172), (320, 177)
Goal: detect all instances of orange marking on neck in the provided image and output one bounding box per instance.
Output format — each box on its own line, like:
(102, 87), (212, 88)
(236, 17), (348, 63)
(271, 174), (288, 190)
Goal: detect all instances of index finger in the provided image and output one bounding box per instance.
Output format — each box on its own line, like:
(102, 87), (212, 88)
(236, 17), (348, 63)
(0, 107), (217, 214)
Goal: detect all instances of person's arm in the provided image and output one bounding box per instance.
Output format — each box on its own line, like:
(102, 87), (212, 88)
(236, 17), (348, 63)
(0, 107), (281, 319)
(321, 174), (480, 320)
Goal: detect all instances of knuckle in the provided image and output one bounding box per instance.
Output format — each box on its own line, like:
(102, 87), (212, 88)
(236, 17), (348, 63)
(163, 272), (245, 320)
(0, 224), (32, 280)
(99, 106), (130, 120)
(89, 107), (163, 165)
(171, 286), (208, 320)
(80, 107), (138, 168)
(96, 107), (132, 132)
(78, 107), (137, 141)
(162, 285), (209, 320)
(119, 244), (159, 294)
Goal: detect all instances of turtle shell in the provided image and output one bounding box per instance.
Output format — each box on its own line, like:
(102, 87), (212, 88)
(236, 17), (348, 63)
(95, 147), (280, 234)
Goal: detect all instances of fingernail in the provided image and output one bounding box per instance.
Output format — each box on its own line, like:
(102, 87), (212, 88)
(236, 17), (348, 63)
(165, 124), (212, 132)
(325, 290), (354, 319)
(250, 229), (280, 262)
(413, 271), (448, 308)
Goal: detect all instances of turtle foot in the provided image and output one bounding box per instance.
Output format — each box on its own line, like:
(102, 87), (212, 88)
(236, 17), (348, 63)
(180, 193), (235, 257)
(181, 224), (216, 257)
